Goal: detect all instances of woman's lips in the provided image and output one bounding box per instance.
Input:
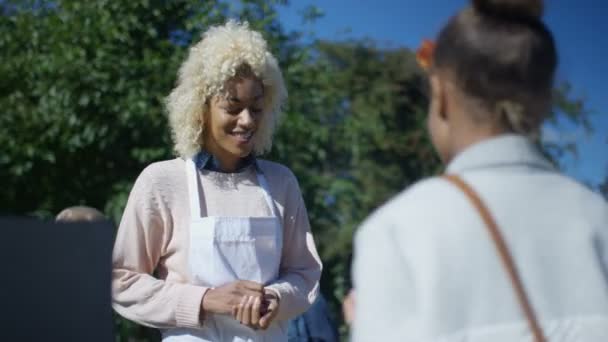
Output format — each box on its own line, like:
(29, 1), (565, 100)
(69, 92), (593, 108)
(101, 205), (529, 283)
(230, 131), (253, 144)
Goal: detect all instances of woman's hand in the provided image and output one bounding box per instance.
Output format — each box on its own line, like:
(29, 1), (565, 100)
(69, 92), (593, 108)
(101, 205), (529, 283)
(233, 291), (279, 330)
(201, 280), (264, 315)
(258, 292), (279, 329)
(342, 289), (355, 325)
(233, 295), (262, 329)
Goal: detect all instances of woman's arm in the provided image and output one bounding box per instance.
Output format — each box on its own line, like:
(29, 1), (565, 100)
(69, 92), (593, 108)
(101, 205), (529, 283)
(265, 174), (323, 322)
(112, 167), (209, 329)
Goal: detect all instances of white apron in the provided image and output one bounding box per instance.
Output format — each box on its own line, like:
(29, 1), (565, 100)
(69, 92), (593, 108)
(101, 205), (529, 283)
(163, 158), (286, 342)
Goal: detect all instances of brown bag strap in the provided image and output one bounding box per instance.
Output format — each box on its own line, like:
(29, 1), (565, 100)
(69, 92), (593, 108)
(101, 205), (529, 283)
(443, 174), (546, 342)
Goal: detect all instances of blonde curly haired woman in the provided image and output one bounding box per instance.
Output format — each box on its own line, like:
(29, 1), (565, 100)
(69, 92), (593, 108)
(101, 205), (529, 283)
(112, 21), (322, 342)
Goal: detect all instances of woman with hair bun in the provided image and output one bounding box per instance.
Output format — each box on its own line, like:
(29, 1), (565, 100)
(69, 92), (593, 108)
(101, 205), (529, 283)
(352, 0), (608, 341)
(112, 21), (322, 342)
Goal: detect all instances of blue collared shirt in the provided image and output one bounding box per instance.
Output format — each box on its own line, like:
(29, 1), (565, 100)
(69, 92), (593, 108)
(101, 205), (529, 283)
(193, 151), (258, 173)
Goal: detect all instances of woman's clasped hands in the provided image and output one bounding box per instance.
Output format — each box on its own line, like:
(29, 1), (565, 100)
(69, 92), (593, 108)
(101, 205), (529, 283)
(201, 280), (279, 330)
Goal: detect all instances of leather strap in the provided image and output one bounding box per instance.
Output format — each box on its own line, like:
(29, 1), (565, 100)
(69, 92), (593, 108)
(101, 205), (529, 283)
(443, 174), (546, 342)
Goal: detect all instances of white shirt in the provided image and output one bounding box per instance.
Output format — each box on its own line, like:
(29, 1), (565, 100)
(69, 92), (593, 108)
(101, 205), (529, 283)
(352, 134), (608, 342)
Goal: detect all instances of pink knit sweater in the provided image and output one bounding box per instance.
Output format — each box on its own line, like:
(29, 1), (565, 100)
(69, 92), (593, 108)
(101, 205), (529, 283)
(112, 158), (322, 329)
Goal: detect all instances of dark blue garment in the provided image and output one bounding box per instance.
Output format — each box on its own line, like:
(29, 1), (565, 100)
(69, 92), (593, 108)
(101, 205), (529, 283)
(194, 151), (258, 172)
(288, 294), (339, 342)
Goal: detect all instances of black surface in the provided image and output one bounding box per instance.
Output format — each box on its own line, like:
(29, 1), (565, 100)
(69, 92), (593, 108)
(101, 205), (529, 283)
(0, 217), (114, 341)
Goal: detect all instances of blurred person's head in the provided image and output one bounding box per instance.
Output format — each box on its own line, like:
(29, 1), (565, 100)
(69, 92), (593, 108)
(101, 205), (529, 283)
(425, 0), (556, 163)
(56, 206), (106, 223)
(166, 20), (287, 171)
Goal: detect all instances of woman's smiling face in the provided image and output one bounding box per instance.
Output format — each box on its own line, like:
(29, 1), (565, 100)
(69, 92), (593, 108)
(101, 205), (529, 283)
(204, 75), (265, 171)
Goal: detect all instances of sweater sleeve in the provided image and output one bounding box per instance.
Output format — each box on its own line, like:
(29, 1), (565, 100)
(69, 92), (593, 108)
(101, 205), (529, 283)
(112, 166), (209, 329)
(265, 172), (323, 321)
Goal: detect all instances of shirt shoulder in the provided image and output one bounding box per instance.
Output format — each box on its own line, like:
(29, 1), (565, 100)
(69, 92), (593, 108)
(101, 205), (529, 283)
(256, 159), (299, 187)
(139, 158), (185, 184)
(358, 176), (456, 236)
(555, 174), (608, 227)
(132, 158), (188, 206)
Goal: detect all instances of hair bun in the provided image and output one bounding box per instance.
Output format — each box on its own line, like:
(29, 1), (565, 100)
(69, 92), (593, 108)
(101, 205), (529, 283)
(472, 0), (544, 20)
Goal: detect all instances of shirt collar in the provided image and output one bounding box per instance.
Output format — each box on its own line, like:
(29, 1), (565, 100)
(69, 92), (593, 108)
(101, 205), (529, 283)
(446, 134), (555, 174)
(194, 150), (259, 173)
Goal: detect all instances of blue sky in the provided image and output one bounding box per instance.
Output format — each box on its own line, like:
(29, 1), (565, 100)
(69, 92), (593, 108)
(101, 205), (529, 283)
(277, 0), (607, 187)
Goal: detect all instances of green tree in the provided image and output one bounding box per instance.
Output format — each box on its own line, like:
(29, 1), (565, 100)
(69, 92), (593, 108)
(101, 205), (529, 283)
(0, 0), (294, 218)
(270, 40), (438, 311)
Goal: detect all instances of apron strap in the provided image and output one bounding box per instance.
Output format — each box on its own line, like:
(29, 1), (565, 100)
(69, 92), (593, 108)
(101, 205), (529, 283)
(256, 171), (280, 218)
(256, 168), (284, 272)
(186, 158), (202, 219)
(186, 156), (279, 220)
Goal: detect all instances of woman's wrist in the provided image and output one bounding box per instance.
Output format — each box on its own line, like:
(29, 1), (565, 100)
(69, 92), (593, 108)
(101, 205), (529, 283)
(262, 290), (279, 313)
(200, 287), (215, 317)
(264, 289), (280, 305)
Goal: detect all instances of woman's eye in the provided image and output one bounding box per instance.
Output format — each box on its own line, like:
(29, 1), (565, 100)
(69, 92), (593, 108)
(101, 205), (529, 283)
(226, 107), (242, 115)
(224, 106), (262, 116)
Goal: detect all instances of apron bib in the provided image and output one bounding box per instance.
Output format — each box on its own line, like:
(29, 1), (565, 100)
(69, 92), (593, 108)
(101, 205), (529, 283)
(163, 158), (286, 342)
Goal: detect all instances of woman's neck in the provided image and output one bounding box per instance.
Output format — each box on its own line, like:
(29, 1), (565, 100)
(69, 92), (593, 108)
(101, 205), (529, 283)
(211, 153), (241, 172)
(447, 119), (510, 164)
(199, 149), (254, 173)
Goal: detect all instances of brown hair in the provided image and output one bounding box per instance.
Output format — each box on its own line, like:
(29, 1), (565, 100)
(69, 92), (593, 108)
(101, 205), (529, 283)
(434, 0), (557, 134)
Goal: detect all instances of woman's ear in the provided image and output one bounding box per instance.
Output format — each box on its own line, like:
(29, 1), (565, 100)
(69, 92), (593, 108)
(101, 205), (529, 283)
(428, 74), (445, 124)
(426, 73), (454, 164)
(430, 74), (449, 122)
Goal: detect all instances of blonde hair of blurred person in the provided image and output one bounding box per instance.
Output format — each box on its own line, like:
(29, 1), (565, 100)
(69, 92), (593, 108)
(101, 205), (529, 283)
(352, 0), (608, 341)
(56, 206), (107, 223)
(111, 20), (321, 342)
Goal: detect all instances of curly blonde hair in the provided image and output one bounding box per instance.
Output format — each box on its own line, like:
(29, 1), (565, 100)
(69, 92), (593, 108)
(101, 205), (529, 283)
(166, 20), (288, 158)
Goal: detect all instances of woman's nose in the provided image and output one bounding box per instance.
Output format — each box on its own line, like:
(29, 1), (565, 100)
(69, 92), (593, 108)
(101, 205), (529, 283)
(238, 108), (255, 129)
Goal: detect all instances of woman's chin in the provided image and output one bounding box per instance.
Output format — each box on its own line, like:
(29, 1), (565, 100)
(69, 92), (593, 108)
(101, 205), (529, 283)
(229, 146), (254, 159)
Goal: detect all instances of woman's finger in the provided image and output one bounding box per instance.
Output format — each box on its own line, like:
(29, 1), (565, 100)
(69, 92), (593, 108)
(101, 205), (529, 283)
(236, 295), (247, 323)
(241, 296), (254, 326)
(258, 299), (278, 329)
(251, 296), (261, 326)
